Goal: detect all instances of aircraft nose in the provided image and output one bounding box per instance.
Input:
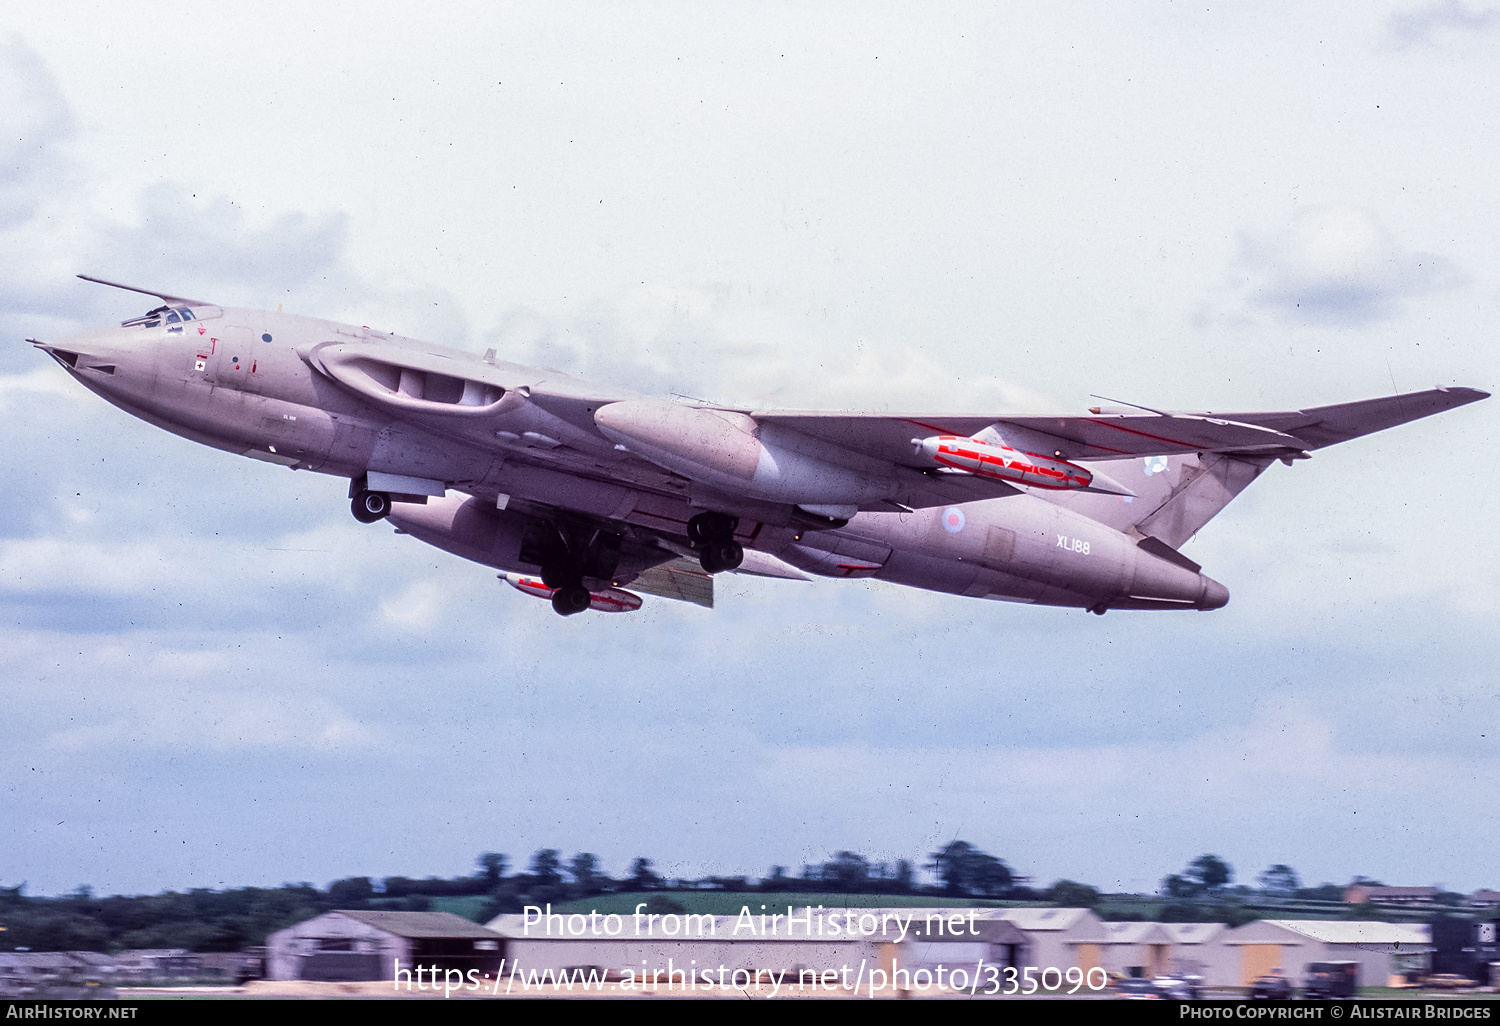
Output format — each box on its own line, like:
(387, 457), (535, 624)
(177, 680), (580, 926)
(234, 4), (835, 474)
(1198, 575), (1230, 610)
(32, 337), (116, 375)
(32, 326), (121, 368)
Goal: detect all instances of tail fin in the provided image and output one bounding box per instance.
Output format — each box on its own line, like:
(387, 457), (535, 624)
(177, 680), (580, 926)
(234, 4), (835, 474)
(1125, 452), (1272, 548)
(1053, 452), (1273, 548)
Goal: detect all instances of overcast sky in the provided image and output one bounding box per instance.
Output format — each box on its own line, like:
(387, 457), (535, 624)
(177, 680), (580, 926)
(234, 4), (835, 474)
(1, 2), (1497, 899)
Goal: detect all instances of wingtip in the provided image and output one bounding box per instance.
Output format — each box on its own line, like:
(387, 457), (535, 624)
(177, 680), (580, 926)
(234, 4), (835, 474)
(1437, 386), (1490, 404)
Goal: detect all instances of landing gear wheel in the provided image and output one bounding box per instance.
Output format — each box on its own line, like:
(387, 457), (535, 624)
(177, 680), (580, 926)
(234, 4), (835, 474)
(551, 585), (592, 616)
(351, 490), (391, 523)
(687, 511), (739, 545)
(699, 539), (744, 574)
(1089, 602), (1109, 616)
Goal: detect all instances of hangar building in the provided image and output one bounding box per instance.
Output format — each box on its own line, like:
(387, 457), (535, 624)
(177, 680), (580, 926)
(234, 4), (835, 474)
(266, 910), (502, 982)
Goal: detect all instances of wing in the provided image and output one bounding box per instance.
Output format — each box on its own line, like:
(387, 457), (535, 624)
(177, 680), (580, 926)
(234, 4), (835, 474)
(754, 387), (1489, 464)
(1208, 388), (1491, 449)
(302, 335), (1486, 520)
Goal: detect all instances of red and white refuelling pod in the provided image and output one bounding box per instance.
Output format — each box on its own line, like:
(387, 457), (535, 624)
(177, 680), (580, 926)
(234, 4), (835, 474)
(914, 435), (1132, 495)
(501, 574), (643, 612)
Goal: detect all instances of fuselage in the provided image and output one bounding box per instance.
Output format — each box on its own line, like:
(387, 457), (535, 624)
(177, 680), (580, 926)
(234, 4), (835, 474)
(38, 300), (1230, 614)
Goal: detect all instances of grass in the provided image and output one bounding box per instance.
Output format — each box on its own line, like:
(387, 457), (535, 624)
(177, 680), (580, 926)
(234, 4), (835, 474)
(424, 895), (492, 920)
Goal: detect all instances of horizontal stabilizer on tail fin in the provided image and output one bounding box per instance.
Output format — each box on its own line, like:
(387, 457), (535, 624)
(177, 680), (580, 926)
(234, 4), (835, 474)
(1135, 535), (1202, 574)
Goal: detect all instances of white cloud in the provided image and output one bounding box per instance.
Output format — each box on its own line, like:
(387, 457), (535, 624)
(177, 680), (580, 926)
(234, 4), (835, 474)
(44, 696), (381, 755)
(91, 183), (355, 311)
(0, 33), (74, 231)
(2, 9), (1497, 897)
(1390, 0), (1500, 46)
(1213, 206), (1464, 327)
(488, 280), (1059, 413)
(763, 704), (1500, 892)
(0, 365), (91, 403)
(378, 579), (446, 630)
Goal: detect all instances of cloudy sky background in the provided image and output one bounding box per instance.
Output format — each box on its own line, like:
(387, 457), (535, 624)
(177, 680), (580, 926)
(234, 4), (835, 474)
(2, 2), (1497, 897)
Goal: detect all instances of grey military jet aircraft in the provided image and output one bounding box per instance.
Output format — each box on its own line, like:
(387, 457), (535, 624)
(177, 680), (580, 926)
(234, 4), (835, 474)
(34, 275), (1487, 616)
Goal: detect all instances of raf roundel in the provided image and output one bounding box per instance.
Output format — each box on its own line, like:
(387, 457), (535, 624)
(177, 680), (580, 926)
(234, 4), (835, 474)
(941, 507), (966, 534)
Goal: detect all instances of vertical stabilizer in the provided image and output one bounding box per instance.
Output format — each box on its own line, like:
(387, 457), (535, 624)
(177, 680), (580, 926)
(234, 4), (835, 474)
(1044, 452), (1274, 549)
(1129, 453), (1273, 548)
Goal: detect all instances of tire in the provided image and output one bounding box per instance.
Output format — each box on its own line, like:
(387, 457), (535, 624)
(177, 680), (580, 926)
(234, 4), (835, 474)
(699, 539), (743, 574)
(551, 585), (592, 616)
(687, 511), (738, 544)
(351, 490), (390, 523)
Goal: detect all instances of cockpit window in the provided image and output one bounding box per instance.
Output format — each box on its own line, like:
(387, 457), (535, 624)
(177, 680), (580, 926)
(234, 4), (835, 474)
(121, 304), (210, 328)
(122, 305), (169, 328)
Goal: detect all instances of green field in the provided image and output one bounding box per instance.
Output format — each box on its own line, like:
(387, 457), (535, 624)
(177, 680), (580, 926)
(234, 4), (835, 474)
(424, 895), (492, 920)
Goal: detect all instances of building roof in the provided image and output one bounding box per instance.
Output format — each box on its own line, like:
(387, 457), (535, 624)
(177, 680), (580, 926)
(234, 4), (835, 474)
(1159, 923), (1227, 945)
(1228, 920), (1431, 947)
(67, 952), (121, 967)
(908, 917), (1029, 944)
(332, 910), (501, 939)
(0, 952), (84, 970)
(114, 949), (193, 962)
(1100, 921), (1176, 945)
(994, 907), (1094, 932)
(1346, 886), (1440, 899)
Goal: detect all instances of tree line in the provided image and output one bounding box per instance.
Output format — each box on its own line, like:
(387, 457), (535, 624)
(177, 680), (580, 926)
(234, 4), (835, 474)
(0, 844), (1425, 953)
(0, 840), (1030, 951)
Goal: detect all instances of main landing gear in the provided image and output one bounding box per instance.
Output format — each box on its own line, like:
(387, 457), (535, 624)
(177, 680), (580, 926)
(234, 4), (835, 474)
(540, 562), (593, 617)
(527, 525), (622, 617)
(351, 489), (391, 523)
(689, 511), (743, 574)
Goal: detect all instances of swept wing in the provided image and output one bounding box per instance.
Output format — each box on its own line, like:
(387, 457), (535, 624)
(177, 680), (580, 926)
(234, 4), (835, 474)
(754, 386), (1488, 464)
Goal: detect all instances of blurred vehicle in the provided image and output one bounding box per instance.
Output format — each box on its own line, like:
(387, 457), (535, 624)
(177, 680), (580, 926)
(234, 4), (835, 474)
(1115, 977), (1170, 999)
(1304, 961), (1358, 999)
(1421, 974), (1476, 991)
(1249, 970), (1294, 999)
(235, 947), (266, 985)
(1158, 975), (1204, 999)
